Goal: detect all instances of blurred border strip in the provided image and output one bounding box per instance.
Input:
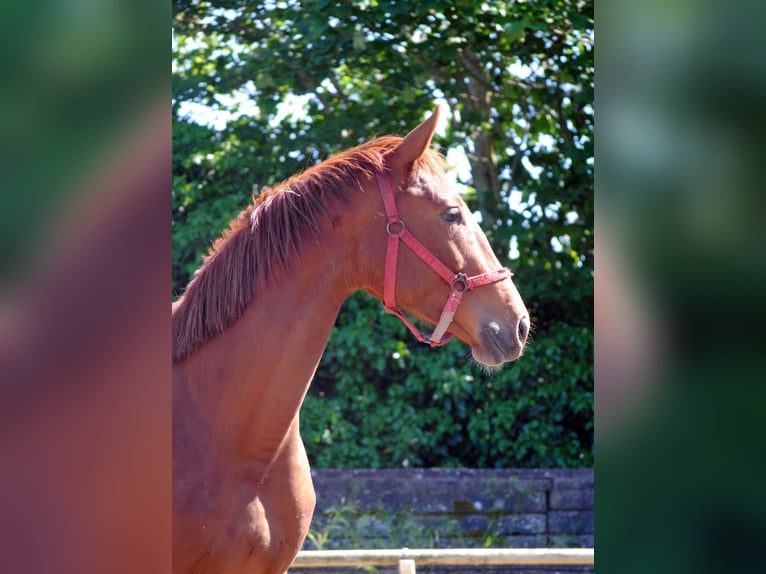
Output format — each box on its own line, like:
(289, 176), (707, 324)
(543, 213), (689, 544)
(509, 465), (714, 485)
(597, 1), (766, 572)
(0, 1), (171, 573)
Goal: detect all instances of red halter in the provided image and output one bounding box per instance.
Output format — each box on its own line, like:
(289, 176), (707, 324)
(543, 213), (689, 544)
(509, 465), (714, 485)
(376, 172), (513, 346)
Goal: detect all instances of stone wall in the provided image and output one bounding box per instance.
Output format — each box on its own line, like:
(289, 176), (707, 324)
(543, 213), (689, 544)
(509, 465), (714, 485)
(294, 468), (593, 574)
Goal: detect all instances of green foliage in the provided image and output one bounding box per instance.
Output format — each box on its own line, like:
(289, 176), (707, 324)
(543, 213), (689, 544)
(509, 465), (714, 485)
(302, 293), (593, 468)
(172, 0), (593, 468)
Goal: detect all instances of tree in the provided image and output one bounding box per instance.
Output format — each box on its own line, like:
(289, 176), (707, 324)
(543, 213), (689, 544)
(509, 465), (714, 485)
(172, 0), (593, 468)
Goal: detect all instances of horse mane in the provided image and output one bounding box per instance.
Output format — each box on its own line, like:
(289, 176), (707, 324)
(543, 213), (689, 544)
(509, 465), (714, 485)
(172, 135), (448, 364)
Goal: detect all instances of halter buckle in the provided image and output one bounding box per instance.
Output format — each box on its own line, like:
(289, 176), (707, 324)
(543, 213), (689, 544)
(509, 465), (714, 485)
(386, 219), (406, 236)
(450, 272), (469, 292)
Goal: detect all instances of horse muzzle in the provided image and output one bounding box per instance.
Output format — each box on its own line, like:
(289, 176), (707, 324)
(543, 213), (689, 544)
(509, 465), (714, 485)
(473, 315), (530, 366)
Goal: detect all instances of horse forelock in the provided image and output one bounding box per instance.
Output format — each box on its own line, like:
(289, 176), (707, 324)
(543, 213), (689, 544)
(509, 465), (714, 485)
(172, 135), (447, 363)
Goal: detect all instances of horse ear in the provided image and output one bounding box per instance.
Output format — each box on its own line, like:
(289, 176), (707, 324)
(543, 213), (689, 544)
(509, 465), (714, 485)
(386, 106), (441, 171)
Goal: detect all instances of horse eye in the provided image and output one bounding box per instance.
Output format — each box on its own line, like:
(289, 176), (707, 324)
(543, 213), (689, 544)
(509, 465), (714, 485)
(442, 208), (463, 224)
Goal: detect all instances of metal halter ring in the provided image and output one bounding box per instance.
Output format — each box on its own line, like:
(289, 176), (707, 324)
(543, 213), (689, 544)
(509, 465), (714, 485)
(450, 272), (469, 292)
(386, 219), (406, 236)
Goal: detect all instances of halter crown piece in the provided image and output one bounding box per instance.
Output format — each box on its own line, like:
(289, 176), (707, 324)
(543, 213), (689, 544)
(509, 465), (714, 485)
(376, 172), (513, 346)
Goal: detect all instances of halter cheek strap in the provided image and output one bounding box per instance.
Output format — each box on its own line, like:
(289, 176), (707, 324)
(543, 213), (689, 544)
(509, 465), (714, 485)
(376, 172), (513, 347)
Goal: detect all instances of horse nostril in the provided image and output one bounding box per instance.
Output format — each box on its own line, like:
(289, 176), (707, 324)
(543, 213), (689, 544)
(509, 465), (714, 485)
(517, 316), (530, 345)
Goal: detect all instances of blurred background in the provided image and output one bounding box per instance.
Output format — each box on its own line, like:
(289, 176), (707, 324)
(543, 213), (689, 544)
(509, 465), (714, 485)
(1, 0), (765, 572)
(597, 1), (766, 572)
(0, 1), (170, 573)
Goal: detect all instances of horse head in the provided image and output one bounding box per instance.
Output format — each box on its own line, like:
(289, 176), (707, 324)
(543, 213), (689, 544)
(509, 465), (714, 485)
(363, 107), (530, 367)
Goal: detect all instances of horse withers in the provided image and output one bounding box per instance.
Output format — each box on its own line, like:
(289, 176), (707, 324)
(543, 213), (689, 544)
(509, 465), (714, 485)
(172, 107), (529, 573)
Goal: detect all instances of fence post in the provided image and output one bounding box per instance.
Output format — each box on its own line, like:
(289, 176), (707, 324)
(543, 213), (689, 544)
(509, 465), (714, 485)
(398, 558), (417, 574)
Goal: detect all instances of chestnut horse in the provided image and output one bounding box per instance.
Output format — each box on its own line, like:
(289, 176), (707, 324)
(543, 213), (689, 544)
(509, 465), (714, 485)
(172, 107), (529, 573)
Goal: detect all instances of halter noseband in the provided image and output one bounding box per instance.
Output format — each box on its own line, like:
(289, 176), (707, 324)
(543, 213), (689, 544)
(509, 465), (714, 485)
(376, 172), (513, 346)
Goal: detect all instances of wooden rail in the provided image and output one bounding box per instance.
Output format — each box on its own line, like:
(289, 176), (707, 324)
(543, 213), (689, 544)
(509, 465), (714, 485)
(293, 547), (594, 570)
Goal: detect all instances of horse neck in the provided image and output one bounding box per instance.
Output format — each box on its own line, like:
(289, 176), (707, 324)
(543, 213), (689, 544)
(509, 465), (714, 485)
(173, 215), (363, 475)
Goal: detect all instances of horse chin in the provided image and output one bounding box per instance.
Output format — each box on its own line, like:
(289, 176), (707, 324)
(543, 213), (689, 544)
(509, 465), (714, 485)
(470, 346), (519, 370)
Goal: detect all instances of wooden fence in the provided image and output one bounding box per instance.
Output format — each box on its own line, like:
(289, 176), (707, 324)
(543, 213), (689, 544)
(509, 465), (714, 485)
(293, 547), (595, 572)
